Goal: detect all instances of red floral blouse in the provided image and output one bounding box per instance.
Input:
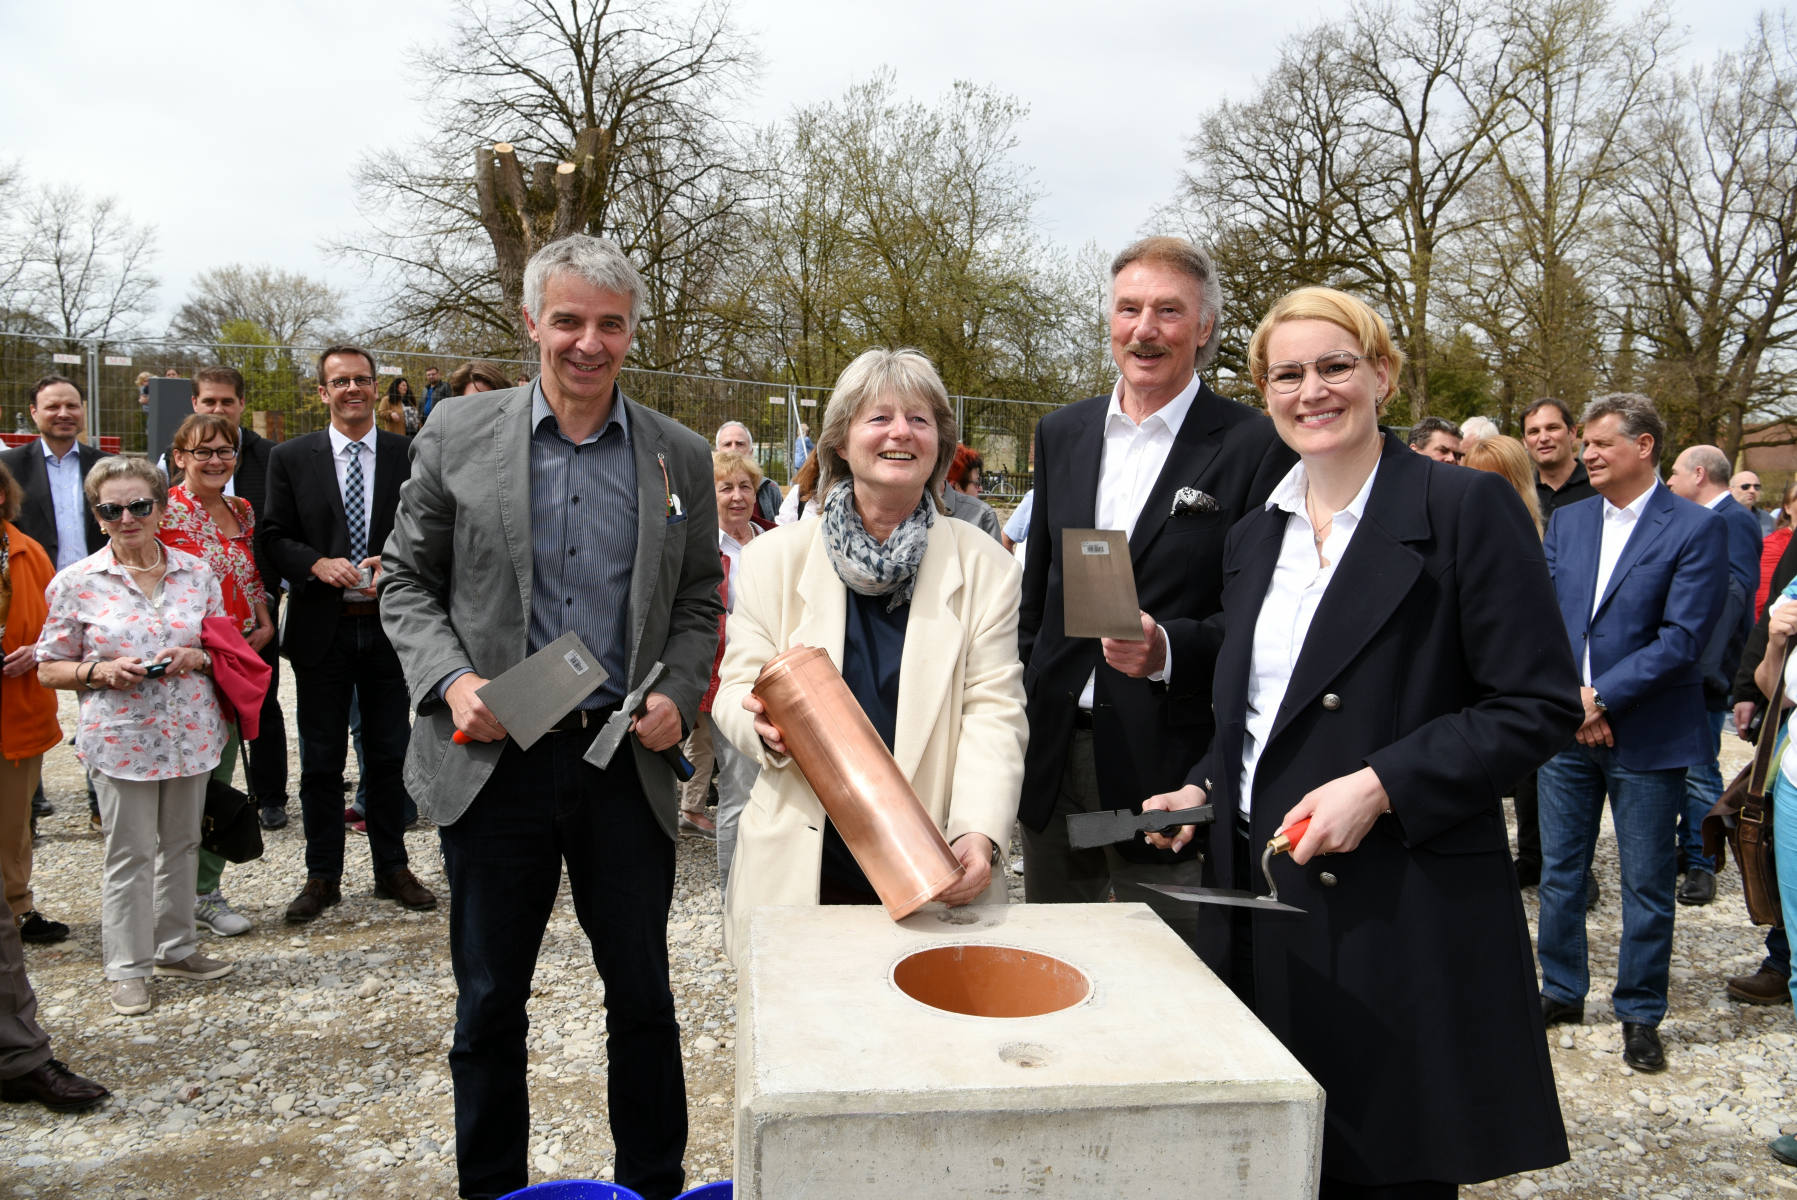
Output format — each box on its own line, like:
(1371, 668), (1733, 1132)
(158, 484), (266, 634)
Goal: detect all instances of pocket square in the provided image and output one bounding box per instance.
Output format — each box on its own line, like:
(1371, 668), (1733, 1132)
(1171, 487), (1219, 517)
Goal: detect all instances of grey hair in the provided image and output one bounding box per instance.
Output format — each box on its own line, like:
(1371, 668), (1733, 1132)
(522, 235), (645, 329)
(1459, 416), (1501, 444)
(714, 420), (751, 448)
(83, 454), (167, 508)
(1580, 393), (1666, 456)
(816, 348), (959, 514)
(1683, 444), (1732, 484)
(1110, 236), (1226, 372)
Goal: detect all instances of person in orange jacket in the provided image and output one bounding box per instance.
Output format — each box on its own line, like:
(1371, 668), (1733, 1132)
(0, 460), (69, 943)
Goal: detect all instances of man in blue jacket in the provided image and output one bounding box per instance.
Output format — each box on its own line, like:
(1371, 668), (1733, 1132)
(1666, 443), (1762, 905)
(1538, 394), (1728, 1075)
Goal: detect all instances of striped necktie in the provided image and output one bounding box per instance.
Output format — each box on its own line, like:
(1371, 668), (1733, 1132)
(345, 441), (366, 564)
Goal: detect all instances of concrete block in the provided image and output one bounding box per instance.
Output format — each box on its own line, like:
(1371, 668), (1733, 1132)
(736, 902), (1323, 1198)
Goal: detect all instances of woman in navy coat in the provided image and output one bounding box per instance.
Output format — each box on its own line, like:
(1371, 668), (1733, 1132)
(1144, 287), (1583, 1197)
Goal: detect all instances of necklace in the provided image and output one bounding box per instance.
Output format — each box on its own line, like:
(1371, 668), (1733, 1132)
(1304, 488), (1334, 547)
(115, 544), (166, 572)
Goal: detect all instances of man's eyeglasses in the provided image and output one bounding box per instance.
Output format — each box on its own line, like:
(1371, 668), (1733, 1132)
(1740, 482), (1763, 491)
(94, 498), (158, 521)
(1262, 352), (1365, 394)
(177, 446), (237, 462)
(326, 376), (376, 391)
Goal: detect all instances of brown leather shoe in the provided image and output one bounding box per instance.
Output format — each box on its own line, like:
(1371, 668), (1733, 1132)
(1727, 967), (1793, 1005)
(285, 878), (342, 924)
(1, 1059), (110, 1112)
(374, 868), (438, 911)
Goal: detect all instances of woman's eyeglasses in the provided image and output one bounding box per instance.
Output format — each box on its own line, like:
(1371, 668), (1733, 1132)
(1262, 352), (1365, 394)
(94, 499), (158, 521)
(176, 446), (238, 462)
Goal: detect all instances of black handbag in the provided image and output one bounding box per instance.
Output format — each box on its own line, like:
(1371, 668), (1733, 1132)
(201, 777), (265, 864)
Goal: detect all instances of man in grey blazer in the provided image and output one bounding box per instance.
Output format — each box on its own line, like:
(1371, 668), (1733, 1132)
(381, 236), (723, 1200)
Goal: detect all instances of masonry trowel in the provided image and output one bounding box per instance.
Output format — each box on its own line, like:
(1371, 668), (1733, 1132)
(1142, 818), (1311, 915)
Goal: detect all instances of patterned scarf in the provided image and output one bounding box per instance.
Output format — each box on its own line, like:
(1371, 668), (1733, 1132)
(819, 479), (934, 612)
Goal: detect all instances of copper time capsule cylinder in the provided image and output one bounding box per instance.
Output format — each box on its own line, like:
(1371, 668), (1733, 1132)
(751, 645), (966, 921)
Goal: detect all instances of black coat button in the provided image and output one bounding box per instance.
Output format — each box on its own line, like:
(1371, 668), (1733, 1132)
(1322, 693), (1342, 711)
(1320, 871), (1338, 887)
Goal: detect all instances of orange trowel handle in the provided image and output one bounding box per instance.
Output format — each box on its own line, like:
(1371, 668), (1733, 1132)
(452, 730), (473, 745)
(1267, 817), (1312, 857)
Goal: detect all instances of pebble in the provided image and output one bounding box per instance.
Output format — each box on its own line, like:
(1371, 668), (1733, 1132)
(8, 685), (1797, 1200)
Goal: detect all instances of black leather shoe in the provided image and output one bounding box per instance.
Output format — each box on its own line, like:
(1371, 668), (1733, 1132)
(0, 1059), (109, 1112)
(29, 787), (52, 817)
(1622, 1022), (1666, 1073)
(1678, 868), (1716, 906)
(1542, 994), (1584, 1026)
(258, 803), (289, 831)
(17, 912), (69, 943)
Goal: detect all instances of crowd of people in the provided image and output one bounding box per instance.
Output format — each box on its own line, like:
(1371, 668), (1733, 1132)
(0, 228), (1793, 1199)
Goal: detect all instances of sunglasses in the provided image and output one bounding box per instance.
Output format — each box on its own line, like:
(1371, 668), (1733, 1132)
(94, 498), (159, 521)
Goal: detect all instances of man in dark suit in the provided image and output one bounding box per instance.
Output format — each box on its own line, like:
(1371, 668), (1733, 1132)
(0, 376), (109, 572)
(157, 367), (290, 829)
(1, 375), (111, 833)
(1667, 442), (1762, 905)
(262, 345), (437, 924)
(1017, 236), (1295, 947)
(1537, 393), (1728, 1074)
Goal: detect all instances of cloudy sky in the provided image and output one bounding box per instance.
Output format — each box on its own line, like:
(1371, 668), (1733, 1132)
(0, 0), (1776, 331)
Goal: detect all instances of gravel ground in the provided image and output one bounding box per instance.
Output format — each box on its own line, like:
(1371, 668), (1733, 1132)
(4, 687), (1796, 1200)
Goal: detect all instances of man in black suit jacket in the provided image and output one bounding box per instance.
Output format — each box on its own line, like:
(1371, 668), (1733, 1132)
(1, 375), (112, 837)
(262, 346), (437, 924)
(0, 376), (109, 572)
(1017, 238), (1295, 946)
(157, 367), (289, 828)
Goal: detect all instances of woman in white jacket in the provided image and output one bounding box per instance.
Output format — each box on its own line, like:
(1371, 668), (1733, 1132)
(713, 348), (1028, 961)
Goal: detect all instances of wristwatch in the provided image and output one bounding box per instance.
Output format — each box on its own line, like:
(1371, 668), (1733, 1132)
(1591, 692), (1608, 712)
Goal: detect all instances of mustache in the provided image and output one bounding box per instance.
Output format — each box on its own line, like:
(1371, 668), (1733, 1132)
(1123, 341), (1174, 357)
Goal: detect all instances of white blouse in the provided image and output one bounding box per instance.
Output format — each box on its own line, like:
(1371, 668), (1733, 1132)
(1238, 460), (1381, 818)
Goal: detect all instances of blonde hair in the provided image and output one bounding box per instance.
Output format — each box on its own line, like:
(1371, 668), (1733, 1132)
(1464, 435), (1544, 536)
(712, 449), (764, 490)
(815, 348), (958, 513)
(1247, 287), (1406, 404)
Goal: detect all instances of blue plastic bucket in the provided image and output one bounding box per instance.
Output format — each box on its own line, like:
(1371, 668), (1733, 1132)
(675, 1184), (733, 1200)
(497, 1182), (646, 1200)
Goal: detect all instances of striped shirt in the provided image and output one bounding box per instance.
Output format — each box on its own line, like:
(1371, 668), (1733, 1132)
(527, 382), (638, 708)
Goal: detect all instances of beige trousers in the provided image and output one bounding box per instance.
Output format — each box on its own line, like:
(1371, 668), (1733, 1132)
(0, 756), (40, 919)
(93, 771), (207, 980)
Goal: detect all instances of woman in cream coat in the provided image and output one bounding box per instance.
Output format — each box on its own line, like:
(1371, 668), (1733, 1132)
(713, 348), (1027, 961)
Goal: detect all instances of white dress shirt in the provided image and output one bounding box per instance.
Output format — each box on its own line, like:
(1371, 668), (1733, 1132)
(1585, 483), (1658, 686)
(1238, 459), (1382, 819)
(1077, 375), (1199, 709)
(41, 439), (87, 572)
(326, 423), (379, 555)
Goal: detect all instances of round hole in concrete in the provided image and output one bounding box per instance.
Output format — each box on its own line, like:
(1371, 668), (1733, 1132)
(892, 944), (1090, 1018)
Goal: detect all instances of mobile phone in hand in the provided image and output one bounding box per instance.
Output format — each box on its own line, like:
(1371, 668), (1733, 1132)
(142, 660), (170, 679)
(353, 564), (375, 592)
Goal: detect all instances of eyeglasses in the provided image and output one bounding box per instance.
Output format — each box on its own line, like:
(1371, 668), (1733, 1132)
(1740, 482), (1763, 491)
(1262, 352), (1365, 393)
(325, 376), (376, 391)
(176, 446), (237, 462)
(94, 498), (158, 521)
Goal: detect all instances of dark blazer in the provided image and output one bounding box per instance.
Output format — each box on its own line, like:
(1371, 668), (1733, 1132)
(261, 428), (411, 668)
(1735, 531), (1797, 708)
(1699, 492), (1762, 710)
(1543, 484), (1728, 771)
(1189, 437), (1582, 1185)
(1017, 383), (1295, 863)
(0, 439), (109, 564)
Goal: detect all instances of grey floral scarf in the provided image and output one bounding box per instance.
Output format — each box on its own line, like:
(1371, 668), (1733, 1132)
(820, 479), (934, 612)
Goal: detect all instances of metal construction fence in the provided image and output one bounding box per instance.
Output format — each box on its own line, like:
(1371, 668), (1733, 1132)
(0, 330), (1051, 503)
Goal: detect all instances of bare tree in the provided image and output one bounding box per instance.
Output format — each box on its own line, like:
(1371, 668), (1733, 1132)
(168, 264), (347, 346)
(13, 183), (158, 345)
(338, 0), (756, 364)
(1616, 15), (1797, 459)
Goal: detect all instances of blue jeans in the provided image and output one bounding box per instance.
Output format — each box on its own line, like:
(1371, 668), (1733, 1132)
(1678, 710), (1728, 873)
(1537, 742), (1683, 1025)
(439, 729), (685, 1200)
(1774, 768), (1797, 1004)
